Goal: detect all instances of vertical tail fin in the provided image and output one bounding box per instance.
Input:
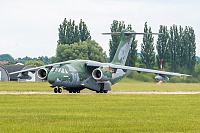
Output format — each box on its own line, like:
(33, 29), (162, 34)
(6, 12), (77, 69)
(102, 29), (161, 65)
(111, 29), (133, 65)
(102, 29), (133, 65)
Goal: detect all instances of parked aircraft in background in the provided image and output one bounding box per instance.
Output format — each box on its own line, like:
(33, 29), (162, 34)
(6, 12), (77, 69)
(9, 29), (190, 93)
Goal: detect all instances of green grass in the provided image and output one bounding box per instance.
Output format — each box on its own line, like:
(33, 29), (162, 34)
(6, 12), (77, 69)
(0, 78), (200, 92)
(0, 81), (50, 91)
(0, 94), (200, 132)
(112, 78), (200, 92)
(0, 80), (200, 132)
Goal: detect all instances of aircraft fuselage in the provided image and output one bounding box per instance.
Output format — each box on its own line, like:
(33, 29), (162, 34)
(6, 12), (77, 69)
(47, 60), (131, 92)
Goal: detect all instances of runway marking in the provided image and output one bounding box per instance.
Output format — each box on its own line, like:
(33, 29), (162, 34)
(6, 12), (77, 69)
(0, 91), (200, 95)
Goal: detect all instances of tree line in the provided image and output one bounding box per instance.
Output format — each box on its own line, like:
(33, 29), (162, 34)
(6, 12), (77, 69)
(0, 54), (50, 66)
(108, 20), (196, 75)
(55, 19), (197, 77)
(157, 25), (196, 73)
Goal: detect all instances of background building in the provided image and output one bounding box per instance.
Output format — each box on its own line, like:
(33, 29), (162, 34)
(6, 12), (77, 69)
(0, 65), (9, 81)
(0, 65), (42, 82)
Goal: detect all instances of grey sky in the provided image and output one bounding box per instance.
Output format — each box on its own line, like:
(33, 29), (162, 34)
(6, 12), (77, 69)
(0, 0), (199, 58)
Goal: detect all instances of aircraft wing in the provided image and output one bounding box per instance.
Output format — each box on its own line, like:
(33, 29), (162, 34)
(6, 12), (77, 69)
(9, 61), (69, 75)
(9, 65), (48, 75)
(109, 64), (190, 77)
(86, 61), (190, 77)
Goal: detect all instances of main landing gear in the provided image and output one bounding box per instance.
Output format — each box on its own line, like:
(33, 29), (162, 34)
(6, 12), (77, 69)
(54, 87), (62, 93)
(96, 83), (108, 93)
(53, 87), (81, 93)
(69, 90), (80, 93)
(96, 90), (108, 93)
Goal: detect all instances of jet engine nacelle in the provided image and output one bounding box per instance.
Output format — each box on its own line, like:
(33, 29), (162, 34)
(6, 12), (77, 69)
(92, 67), (113, 81)
(155, 75), (169, 82)
(37, 68), (49, 80)
(17, 73), (32, 80)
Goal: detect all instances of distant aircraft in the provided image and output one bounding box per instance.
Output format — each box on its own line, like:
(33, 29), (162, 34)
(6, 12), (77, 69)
(10, 29), (190, 93)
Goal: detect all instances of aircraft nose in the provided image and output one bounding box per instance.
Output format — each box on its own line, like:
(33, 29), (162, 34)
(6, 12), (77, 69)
(47, 73), (56, 85)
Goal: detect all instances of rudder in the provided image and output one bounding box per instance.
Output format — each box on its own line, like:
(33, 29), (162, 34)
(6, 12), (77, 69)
(111, 29), (133, 65)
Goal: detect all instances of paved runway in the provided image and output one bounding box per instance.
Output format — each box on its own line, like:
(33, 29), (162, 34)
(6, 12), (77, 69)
(0, 91), (200, 95)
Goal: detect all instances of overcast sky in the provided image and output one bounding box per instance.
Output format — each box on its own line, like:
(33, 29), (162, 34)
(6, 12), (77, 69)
(0, 0), (199, 59)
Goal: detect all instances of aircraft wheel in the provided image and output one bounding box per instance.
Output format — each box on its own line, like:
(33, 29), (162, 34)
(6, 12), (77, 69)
(69, 90), (72, 93)
(58, 88), (62, 93)
(77, 90), (80, 93)
(96, 91), (100, 93)
(103, 90), (108, 93)
(54, 88), (58, 93)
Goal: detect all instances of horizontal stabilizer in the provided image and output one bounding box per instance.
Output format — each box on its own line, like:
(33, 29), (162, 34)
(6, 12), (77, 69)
(102, 32), (121, 35)
(102, 32), (162, 36)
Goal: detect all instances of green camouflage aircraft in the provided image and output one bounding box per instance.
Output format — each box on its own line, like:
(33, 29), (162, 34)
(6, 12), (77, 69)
(10, 29), (190, 93)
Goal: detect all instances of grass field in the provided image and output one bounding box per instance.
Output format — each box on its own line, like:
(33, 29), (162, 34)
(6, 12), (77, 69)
(0, 78), (200, 92)
(0, 94), (200, 132)
(0, 79), (200, 132)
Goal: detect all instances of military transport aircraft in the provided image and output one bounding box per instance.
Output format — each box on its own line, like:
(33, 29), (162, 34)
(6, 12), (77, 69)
(9, 29), (190, 93)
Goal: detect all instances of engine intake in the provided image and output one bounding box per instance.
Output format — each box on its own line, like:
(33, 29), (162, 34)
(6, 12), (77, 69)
(155, 75), (169, 82)
(92, 67), (113, 81)
(37, 68), (49, 80)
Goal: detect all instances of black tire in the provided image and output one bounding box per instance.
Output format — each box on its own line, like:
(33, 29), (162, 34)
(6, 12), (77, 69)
(100, 89), (104, 93)
(69, 90), (72, 93)
(58, 88), (62, 93)
(103, 90), (108, 93)
(54, 88), (58, 93)
(96, 91), (100, 93)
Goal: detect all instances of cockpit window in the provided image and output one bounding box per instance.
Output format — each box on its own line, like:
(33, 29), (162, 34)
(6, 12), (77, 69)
(55, 68), (59, 72)
(50, 68), (56, 72)
(60, 68), (68, 73)
(60, 68), (65, 73)
(65, 69), (68, 73)
(51, 67), (68, 73)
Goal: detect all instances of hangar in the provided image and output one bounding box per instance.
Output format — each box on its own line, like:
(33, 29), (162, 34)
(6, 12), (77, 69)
(0, 65), (9, 81)
(0, 65), (42, 82)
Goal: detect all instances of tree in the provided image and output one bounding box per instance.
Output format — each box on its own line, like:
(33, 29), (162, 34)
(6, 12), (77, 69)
(87, 40), (107, 62)
(57, 18), (91, 46)
(109, 20), (125, 62)
(57, 18), (67, 45)
(141, 22), (155, 69)
(26, 60), (45, 67)
(79, 19), (91, 41)
(0, 54), (14, 62)
(52, 40), (106, 63)
(169, 25), (179, 72)
(156, 25), (170, 70)
(179, 26), (188, 69)
(126, 24), (137, 67)
(38, 56), (51, 64)
(186, 27), (196, 73)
